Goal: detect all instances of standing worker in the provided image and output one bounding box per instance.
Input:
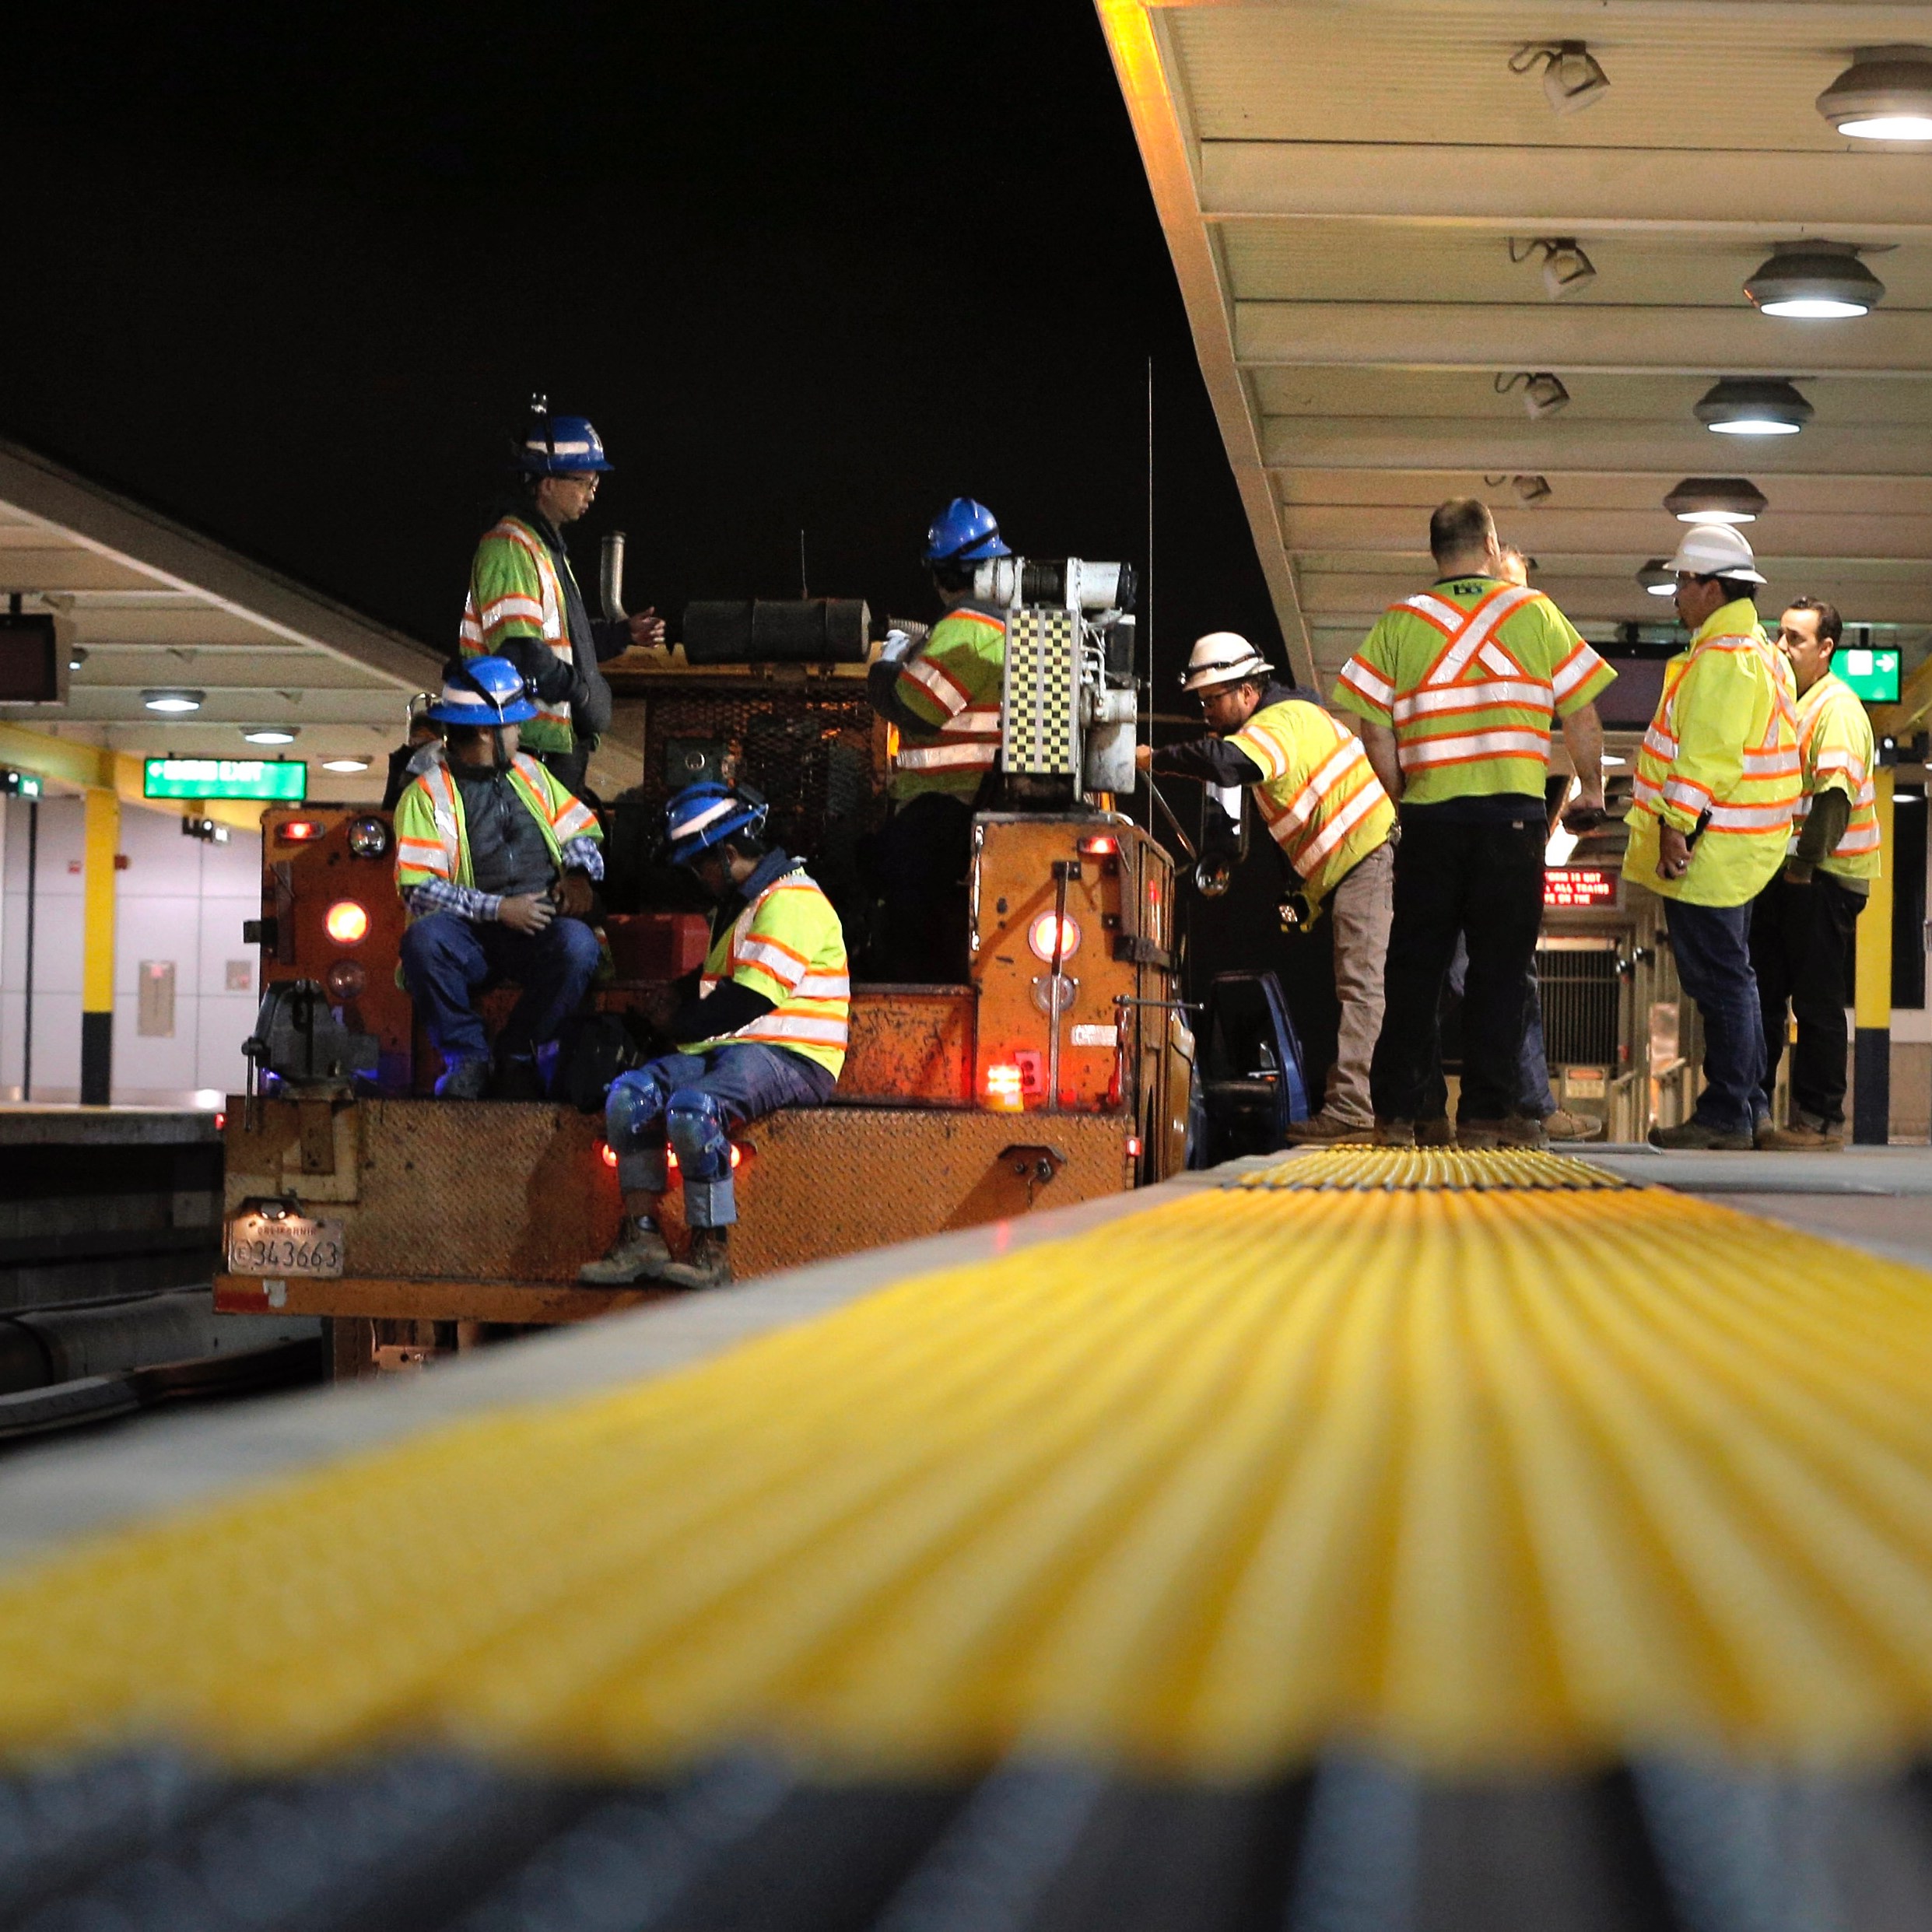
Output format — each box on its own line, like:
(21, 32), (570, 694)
(864, 497), (1012, 980)
(1623, 524), (1799, 1150)
(1138, 632), (1394, 1143)
(1333, 498), (1613, 1147)
(580, 782), (847, 1290)
(1751, 598), (1876, 1150)
(461, 401), (665, 796)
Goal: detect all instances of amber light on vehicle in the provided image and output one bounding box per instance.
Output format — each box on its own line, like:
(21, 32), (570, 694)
(664, 1145), (744, 1172)
(1026, 911), (1082, 962)
(1077, 834), (1118, 857)
(324, 900), (370, 945)
(985, 1063), (1025, 1112)
(598, 1141), (619, 1169)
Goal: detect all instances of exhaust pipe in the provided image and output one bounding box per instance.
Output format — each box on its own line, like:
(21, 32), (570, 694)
(599, 531), (628, 622)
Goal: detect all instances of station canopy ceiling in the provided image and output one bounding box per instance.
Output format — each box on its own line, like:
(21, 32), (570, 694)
(0, 440), (444, 803)
(1098, 0), (1932, 693)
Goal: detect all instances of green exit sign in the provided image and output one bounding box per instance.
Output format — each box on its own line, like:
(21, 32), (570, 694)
(143, 758), (307, 802)
(0, 770), (41, 798)
(1839, 647), (1900, 704)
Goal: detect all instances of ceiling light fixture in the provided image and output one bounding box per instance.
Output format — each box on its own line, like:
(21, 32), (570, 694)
(1637, 560), (1678, 596)
(1511, 237), (1597, 300)
(68, 647), (87, 671)
(1513, 475), (1552, 503)
(1664, 478), (1769, 525)
(1511, 40), (1611, 115)
(244, 727), (299, 745)
(1817, 46), (1932, 141)
(321, 757), (371, 773)
(1495, 370), (1571, 418)
(1744, 242), (1885, 318)
(142, 689), (205, 714)
(1695, 377), (1813, 437)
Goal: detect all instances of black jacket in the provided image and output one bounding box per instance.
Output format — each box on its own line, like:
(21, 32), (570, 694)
(1149, 680), (1314, 787)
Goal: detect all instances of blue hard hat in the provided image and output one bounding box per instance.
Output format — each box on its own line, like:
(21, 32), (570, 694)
(663, 781), (769, 868)
(517, 412), (615, 476)
(922, 496), (1011, 566)
(425, 654), (540, 726)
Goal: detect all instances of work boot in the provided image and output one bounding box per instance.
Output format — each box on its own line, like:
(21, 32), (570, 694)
(1285, 1111), (1376, 1145)
(577, 1217), (673, 1285)
(1456, 1114), (1549, 1151)
(491, 1054), (545, 1102)
(1649, 1118), (1755, 1152)
(1756, 1115), (1845, 1152)
(1415, 1116), (1455, 1148)
(1544, 1107), (1604, 1142)
(435, 1057), (490, 1100)
(1373, 1119), (1417, 1148)
(657, 1227), (734, 1291)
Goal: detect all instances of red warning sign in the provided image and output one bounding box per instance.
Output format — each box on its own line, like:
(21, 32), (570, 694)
(1545, 868), (1617, 909)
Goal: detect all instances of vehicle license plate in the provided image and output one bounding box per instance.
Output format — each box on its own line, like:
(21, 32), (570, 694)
(226, 1211), (345, 1278)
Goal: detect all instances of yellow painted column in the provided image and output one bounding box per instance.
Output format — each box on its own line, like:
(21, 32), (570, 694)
(80, 786), (118, 1106)
(1853, 765), (1894, 1144)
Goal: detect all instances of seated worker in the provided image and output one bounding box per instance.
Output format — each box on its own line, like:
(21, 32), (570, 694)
(580, 781), (848, 1290)
(394, 655), (605, 1099)
(1138, 632), (1395, 1143)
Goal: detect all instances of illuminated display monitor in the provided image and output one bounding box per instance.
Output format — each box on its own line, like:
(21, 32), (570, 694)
(1545, 868), (1617, 910)
(1837, 646), (1900, 704)
(142, 759), (307, 802)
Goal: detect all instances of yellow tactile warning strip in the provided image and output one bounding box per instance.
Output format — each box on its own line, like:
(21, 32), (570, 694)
(2, 1171), (1932, 1780)
(1237, 1148), (1634, 1191)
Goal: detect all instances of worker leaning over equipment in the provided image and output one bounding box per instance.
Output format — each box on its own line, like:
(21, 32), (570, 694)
(1333, 497), (1612, 1148)
(461, 402), (664, 797)
(580, 782), (848, 1291)
(1137, 632), (1394, 1143)
(1624, 523), (1799, 1150)
(864, 497), (1011, 980)
(394, 657), (605, 1100)
(1751, 597), (1876, 1151)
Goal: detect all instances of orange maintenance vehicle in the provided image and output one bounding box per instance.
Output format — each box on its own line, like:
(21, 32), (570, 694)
(216, 559), (1210, 1375)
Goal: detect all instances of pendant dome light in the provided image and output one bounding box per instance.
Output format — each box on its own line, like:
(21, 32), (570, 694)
(1637, 561), (1678, 597)
(1664, 479), (1769, 525)
(1817, 46), (1932, 141)
(1694, 378), (1813, 437)
(1744, 243), (1885, 318)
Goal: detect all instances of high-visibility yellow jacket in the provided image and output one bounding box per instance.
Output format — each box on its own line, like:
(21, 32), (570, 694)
(1226, 699), (1395, 905)
(1623, 599), (1799, 908)
(891, 601), (1006, 802)
(461, 515), (577, 756)
(393, 754), (601, 901)
(1332, 577), (1615, 804)
(690, 868), (850, 1078)
(1793, 668), (1881, 882)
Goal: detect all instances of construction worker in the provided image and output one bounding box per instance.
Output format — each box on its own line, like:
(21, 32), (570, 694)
(461, 403), (664, 795)
(864, 497), (1011, 980)
(394, 657), (605, 1100)
(1333, 497), (1613, 1147)
(1138, 632), (1394, 1142)
(580, 781), (848, 1290)
(1624, 523), (1799, 1150)
(1751, 598), (1876, 1150)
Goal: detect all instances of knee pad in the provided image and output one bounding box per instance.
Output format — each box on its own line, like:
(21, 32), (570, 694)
(605, 1062), (675, 1147)
(666, 1086), (731, 1182)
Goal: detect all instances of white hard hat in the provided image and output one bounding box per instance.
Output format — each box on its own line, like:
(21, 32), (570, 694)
(1181, 631), (1273, 693)
(1664, 521), (1767, 585)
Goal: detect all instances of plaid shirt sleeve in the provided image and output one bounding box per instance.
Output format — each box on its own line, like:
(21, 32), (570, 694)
(405, 878), (503, 923)
(560, 835), (604, 881)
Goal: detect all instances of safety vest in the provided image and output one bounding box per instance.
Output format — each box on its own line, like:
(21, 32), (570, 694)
(461, 516), (576, 755)
(891, 602), (1007, 801)
(691, 868), (850, 1077)
(393, 752), (601, 902)
(1227, 699), (1395, 905)
(1793, 668), (1881, 881)
(1623, 601), (1798, 908)
(1333, 577), (1614, 805)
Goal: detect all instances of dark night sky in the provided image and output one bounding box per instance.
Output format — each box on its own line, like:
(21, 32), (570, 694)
(6, 1), (1283, 683)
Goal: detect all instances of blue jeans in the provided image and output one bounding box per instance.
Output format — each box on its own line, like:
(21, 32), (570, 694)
(1665, 899), (1765, 1133)
(605, 1043), (835, 1227)
(398, 913), (601, 1065)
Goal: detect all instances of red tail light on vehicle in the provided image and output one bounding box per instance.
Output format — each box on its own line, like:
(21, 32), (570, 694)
(324, 900), (369, 944)
(276, 819), (324, 843)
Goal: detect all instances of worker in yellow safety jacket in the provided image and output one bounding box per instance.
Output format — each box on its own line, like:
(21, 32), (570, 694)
(1623, 522), (1799, 1149)
(1749, 597), (1879, 1150)
(581, 781), (847, 1292)
(862, 496), (1011, 980)
(394, 657), (605, 1100)
(1333, 496), (1613, 1148)
(461, 401), (664, 796)
(1140, 632), (1395, 1142)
